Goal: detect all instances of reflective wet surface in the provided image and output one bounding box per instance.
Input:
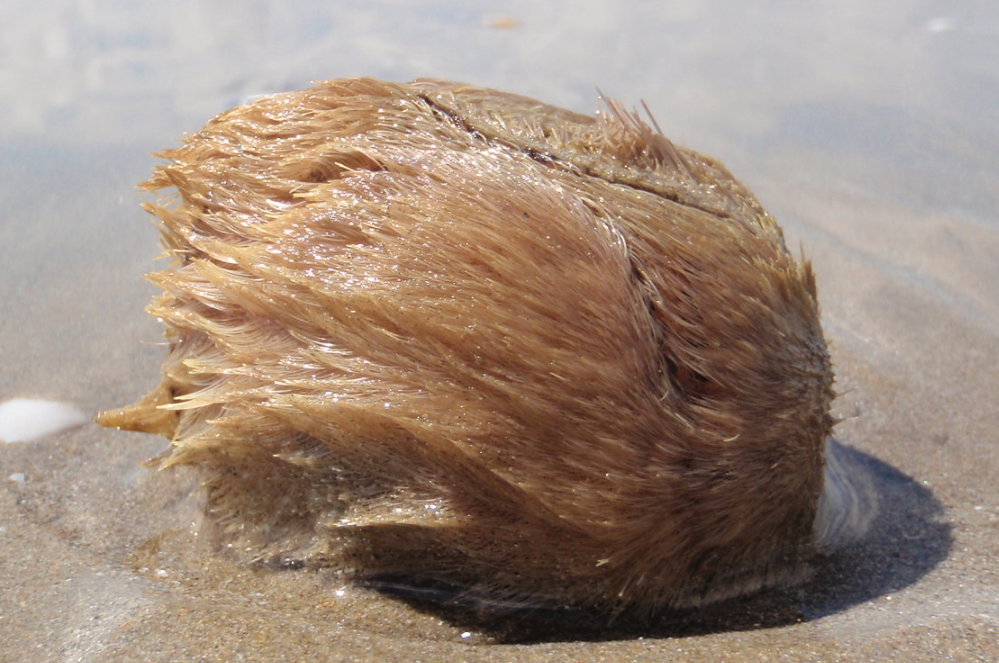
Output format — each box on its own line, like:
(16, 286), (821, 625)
(2, 1), (998, 661)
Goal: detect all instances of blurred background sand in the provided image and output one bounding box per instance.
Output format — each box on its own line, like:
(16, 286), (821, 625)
(1, 1), (997, 661)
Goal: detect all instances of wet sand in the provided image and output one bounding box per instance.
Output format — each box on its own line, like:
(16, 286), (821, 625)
(2, 1), (998, 661)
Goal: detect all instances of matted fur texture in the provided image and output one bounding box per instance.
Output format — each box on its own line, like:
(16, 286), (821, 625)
(99, 78), (837, 617)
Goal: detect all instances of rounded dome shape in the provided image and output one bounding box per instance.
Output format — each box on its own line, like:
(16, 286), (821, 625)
(99, 78), (836, 617)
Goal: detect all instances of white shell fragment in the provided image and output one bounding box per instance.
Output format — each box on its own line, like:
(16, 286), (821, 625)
(0, 398), (89, 443)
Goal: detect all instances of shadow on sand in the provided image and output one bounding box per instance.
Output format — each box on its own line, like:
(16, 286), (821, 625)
(365, 441), (952, 643)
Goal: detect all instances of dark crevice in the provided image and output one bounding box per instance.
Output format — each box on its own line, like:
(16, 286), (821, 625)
(416, 93), (733, 220)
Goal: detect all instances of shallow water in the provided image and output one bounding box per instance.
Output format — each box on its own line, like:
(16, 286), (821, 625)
(2, 1), (998, 661)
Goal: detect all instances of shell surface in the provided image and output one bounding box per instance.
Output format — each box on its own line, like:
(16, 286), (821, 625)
(99, 78), (836, 616)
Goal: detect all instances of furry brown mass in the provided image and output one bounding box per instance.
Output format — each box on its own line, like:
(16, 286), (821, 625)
(99, 78), (840, 617)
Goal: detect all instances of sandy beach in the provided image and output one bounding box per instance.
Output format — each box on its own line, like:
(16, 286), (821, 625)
(2, 1), (998, 661)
